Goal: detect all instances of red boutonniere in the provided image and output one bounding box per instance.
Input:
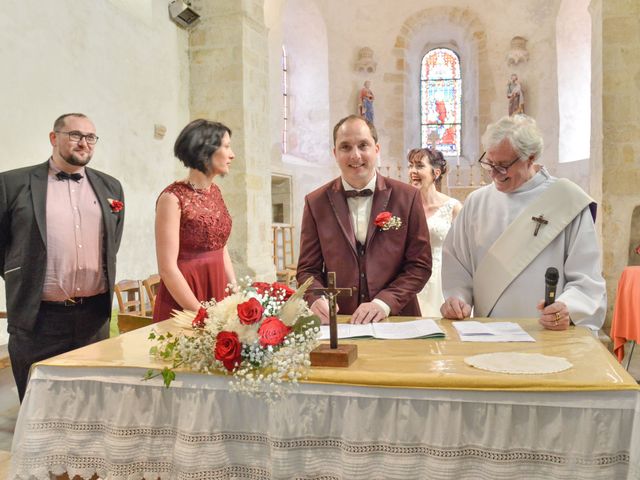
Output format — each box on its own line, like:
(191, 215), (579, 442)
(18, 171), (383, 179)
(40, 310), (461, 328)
(374, 211), (402, 231)
(108, 198), (124, 213)
(635, 244), (640, 255)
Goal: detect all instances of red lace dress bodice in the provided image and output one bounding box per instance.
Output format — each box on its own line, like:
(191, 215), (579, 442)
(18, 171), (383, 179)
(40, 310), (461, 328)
(152, 182), (232, 322)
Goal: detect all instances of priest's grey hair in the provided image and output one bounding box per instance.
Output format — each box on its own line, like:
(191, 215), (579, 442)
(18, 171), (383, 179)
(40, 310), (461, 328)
(482, 114), (544, 161)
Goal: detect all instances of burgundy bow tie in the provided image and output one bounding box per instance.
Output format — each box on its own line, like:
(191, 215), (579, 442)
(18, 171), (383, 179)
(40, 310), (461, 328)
(344, 188), (373, 199)
(56, 171), (83, 182)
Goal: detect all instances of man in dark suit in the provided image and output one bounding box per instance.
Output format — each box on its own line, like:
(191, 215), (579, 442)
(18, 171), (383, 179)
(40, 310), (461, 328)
(0, 113), (124, 401)
(297, 115), (431, 324)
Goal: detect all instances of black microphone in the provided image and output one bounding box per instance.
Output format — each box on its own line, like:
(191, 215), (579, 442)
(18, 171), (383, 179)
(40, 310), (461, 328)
(544, 267), (559, 307)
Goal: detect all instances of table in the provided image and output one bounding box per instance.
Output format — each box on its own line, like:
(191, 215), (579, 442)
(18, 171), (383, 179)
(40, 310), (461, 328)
(11, 318), (640, 479)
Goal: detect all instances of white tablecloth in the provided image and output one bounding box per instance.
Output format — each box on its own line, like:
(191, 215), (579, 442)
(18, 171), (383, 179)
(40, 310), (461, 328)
(11, 365), (640, 480)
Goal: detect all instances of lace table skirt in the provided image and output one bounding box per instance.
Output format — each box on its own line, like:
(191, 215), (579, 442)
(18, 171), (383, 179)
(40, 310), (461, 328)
(11, 366), (640, 480)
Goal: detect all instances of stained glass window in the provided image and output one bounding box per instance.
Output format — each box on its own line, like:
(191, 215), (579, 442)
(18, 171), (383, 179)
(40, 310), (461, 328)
(420, 48), (461, 156)
(281, 45), (288, 154)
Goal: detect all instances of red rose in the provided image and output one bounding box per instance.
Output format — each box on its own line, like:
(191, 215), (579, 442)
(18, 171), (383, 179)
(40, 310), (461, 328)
(272, 282), (295, 300)
(374, 211), (392, 228)
(214, 331), (243, 371)
(252, 282), (271, 295)
(191, 307), (207, 329)
(258, 316), (291, 347)
(237, 297), (264, 325)
(636, 244), (640, 255)
(108, 198), (124, 213)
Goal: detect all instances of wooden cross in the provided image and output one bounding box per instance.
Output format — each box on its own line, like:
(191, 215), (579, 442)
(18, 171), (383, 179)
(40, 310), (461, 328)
(531, 214), (549, 236)
(310, 272), (352, 349)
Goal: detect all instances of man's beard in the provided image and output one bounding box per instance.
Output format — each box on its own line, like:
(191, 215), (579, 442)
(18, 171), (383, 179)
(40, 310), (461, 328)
(62, 151), (92, 167)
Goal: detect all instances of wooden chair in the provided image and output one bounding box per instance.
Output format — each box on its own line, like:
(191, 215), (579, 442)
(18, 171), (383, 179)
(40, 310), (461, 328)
(114, 280), (145, 315)
(272, 225), (297, 287)
(142, 274), (161, 316)
(114, 280), (152, 333)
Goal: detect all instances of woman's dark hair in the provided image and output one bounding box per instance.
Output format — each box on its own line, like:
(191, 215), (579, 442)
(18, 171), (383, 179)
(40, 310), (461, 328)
(407, 147), (448, 189)
(174, 119), (232, 174)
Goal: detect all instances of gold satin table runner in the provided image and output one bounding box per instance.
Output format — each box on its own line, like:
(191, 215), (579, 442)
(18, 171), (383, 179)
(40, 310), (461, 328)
(37, 316), (638, 392)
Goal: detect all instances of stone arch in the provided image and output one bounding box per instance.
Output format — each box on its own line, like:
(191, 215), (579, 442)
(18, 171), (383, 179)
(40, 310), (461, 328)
(384, 7), (491, 175)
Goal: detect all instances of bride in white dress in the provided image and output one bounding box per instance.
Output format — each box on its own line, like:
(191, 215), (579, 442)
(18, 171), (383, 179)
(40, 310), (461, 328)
(408, 148), (462, 317)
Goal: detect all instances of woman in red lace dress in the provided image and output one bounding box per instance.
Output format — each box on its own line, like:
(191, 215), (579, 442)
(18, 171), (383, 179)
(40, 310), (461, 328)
(152, 119), (237, 322)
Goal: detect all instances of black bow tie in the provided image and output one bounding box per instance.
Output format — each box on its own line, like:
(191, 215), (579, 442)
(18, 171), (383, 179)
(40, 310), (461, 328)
(56, 171), (83, 182)
(344, 188), (373, 199)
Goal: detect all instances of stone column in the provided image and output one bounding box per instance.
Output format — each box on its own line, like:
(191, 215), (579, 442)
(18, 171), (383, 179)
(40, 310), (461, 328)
(598, 0), (640, 329)
(190, 0), (275, 280)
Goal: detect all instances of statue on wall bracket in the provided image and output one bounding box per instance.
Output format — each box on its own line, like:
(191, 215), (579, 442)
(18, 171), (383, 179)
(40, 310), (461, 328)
(506, 36), (529, 66)
(358, 80), (375, 124)
(507, 74), (525, 116)
(355, 47), (377, 73)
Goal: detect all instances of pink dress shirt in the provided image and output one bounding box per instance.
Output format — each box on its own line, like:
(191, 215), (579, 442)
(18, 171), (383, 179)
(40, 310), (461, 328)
(42, 159), (107, 301)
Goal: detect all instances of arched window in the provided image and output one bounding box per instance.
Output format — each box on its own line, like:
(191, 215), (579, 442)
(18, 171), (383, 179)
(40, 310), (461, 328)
(420, 48), (461, 156)
(281, 45), (288, 154)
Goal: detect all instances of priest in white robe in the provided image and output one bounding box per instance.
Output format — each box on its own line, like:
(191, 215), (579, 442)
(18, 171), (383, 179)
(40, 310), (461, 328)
(440, 115), (606, 331)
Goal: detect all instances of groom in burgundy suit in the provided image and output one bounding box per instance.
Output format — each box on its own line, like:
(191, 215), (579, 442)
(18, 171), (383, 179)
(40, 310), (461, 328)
(297, 115), (431, 324)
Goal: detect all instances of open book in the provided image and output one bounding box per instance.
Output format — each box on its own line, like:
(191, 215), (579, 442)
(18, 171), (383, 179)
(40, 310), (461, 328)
(319, 318), (445, 340)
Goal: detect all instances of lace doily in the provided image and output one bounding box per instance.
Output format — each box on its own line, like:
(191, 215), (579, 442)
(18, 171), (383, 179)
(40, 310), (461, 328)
(464, 352), (573, 374)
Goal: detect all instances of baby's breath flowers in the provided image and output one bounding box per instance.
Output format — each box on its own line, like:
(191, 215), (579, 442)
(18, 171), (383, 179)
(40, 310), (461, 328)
(145, 277), (320, 400)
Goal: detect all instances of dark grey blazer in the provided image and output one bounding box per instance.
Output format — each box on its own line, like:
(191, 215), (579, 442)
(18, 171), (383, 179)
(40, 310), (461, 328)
(0, 160), (125, 333)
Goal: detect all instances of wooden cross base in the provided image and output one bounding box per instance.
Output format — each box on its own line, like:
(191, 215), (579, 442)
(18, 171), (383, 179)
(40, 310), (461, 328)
(310, 343), (358, 367)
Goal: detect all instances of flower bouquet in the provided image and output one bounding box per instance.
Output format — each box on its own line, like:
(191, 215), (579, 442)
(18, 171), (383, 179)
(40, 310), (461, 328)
(145, 277), (320, 399)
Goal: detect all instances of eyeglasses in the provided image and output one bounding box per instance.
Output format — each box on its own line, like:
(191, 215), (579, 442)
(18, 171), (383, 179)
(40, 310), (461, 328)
(477, 151), (521, 175)
(55, 131), (99, 145)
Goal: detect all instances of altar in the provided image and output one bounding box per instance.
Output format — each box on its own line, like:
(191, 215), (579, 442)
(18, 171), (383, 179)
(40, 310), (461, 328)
(11, 318), (640, 480)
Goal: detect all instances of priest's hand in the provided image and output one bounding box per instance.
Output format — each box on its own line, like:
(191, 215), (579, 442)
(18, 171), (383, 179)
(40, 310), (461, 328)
(537, 300), (570, 330)
(350, 302), (386, 324)
(440, 297), (472, 319)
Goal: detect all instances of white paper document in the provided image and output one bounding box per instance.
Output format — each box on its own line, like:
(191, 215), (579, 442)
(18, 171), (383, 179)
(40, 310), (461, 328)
(452, 321), (535, 342)
(319, 319), (445, 340)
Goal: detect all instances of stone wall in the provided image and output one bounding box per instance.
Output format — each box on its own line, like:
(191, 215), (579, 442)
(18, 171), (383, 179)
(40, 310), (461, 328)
(599, 0), (640, 330)
(190, 0), (275, 280)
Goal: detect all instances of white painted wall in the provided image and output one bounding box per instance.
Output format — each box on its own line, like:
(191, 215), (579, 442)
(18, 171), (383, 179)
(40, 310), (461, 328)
(282, 0), (332, 163)
(265, 0), (338, 268)
(0, 0), (190, 340)
(556, 0), (591, 163)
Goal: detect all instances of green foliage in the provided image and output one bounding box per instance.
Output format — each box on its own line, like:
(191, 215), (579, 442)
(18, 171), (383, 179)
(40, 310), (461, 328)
(161, 368), (176, 387)
(142, 365), (180, 387)
(144, 328), (182, 387)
